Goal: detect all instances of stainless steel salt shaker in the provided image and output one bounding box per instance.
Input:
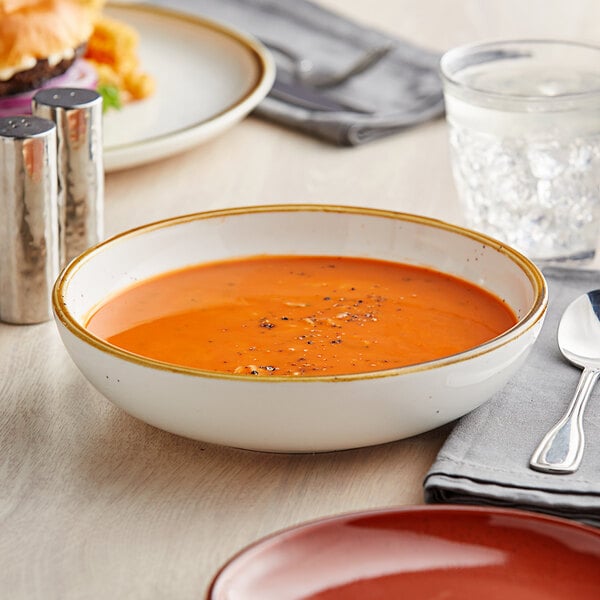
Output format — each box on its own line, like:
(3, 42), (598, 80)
(32, 88), (104, 268)
(0, 116), (59, 324)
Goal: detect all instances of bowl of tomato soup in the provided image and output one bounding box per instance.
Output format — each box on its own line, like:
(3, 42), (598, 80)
(53, 205), (547, 452)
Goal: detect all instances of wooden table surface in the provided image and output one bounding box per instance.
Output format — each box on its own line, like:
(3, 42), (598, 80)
(3, 1), (600, 598)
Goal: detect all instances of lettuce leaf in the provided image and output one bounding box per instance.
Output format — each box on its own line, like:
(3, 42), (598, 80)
(97, 84), (122, 113)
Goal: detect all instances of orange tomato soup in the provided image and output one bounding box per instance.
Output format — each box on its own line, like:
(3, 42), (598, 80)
(85, 255), (517, 376)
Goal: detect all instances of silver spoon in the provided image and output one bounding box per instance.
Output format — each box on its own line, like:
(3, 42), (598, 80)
(530, 289), (600, 474)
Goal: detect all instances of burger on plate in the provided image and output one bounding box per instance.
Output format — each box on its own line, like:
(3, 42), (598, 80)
(0, 0), (152, 117)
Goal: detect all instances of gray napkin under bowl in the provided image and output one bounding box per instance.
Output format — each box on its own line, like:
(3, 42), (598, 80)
(145, 0), (445, 145)
(424, 267), (600, 527)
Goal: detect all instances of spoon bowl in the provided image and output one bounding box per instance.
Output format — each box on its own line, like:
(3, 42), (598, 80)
(559, 290), (600, 369)
(530, 290), (600, 473)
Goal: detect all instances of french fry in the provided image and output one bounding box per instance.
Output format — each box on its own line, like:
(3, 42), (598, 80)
(84, 14), (154, 105)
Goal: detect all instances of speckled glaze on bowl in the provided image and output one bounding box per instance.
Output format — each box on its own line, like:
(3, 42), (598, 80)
(207, 505), (600, 599)
(52, 205), (547, 452)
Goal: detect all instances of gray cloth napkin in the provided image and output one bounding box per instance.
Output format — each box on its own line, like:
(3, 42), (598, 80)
(424, 267), (600, 527)
(145, 0), (444, 145)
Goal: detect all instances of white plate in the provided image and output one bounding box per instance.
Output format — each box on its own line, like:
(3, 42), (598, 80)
(102, 3), (275, 172)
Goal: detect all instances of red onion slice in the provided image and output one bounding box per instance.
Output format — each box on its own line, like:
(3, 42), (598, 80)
(0, 59), (98, 117)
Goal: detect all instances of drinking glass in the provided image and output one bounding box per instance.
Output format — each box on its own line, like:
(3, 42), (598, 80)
(440, 40), (600, 265)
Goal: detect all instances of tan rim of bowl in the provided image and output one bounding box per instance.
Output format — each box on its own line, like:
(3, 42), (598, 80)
(52, 204), (548, 383)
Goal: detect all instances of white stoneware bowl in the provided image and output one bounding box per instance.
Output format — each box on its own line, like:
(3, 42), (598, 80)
(53, 205), (547, 453)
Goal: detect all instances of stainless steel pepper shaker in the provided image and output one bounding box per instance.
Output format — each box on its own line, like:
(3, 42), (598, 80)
(0, 116), (59, 324)
(32, 88), (104, 268)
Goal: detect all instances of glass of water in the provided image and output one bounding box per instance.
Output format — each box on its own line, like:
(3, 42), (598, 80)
(440, 40), (600, 265)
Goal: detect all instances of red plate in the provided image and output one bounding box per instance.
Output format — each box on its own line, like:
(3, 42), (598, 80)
(207, 505), (600, 599)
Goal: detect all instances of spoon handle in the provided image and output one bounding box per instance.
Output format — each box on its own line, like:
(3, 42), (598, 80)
(529, 367), (600, 474)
